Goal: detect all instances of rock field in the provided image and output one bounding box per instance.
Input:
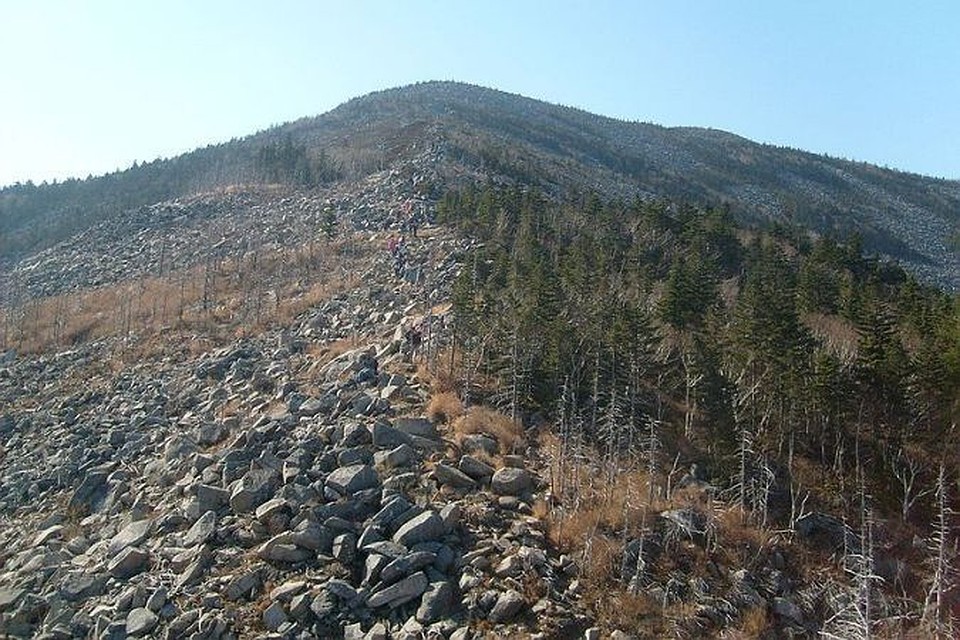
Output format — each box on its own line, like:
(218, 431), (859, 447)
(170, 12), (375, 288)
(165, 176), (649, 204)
(0, 166), (594, 639)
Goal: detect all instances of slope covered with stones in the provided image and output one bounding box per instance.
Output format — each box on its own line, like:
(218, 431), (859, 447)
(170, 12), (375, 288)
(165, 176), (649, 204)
(0, 188), (594, 639)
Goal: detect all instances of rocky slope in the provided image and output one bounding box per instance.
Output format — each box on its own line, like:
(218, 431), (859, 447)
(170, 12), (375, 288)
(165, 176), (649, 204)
(0, 187), (600, 638)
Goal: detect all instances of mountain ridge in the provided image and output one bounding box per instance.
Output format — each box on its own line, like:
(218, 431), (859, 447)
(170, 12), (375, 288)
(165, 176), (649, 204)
(2, 80), (959, 289)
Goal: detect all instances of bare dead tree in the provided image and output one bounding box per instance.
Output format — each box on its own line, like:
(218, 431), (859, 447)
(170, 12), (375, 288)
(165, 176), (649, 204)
(923, 462), (956, 636)
(788, 433), (812, 531)
(888, 447), (932, 522)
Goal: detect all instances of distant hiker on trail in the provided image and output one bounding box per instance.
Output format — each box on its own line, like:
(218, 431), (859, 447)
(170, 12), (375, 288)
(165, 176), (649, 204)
(390, 236), (407, 278)
(403, 324), (422, 361)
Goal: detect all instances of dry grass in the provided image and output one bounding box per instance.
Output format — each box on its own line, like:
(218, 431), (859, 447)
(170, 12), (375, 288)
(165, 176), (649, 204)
(712, 505), (776, 567)
(584, 585), (661, 638)
(547, 468), (651, 552)
(0, 237), (364, 357)
(449, 405), (524, 454)
(426, 391), (464, 424)
(736, 605), (770, 638)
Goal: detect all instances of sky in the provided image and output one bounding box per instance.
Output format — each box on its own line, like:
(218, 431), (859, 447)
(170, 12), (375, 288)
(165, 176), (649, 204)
(1, 1), (958, 187)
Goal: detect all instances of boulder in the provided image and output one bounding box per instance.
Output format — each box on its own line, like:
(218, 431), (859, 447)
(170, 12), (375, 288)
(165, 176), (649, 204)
(416, 580), (456, 623)
(393, 417), (438, 440)
(488, 589), (525, 623)
(126, 607), (159, 637)
(326, 464), (380, 495)
(393, 511), (445, 546)
(182, 510), (216, 547)
(491, 468), (532, 496)
(109, 547), (150, 579)
(367, 571), (429, 608)
(229, 468), (278, 513)
(458, 455), (495, 481)
(434, 463), (476, 489)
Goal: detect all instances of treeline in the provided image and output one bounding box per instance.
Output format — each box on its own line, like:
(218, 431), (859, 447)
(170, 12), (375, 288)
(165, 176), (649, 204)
(441, 184), (960, 519)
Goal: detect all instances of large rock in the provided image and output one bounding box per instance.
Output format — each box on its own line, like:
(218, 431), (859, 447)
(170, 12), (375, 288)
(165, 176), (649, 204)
(108, 518), (154, 555)
(488, 589), (525, 623)
(458, 456), (495, 481)
(183, 510), (217, 547)
(109, 547), (150, 579)
(230, 468), (278, 513)
(393, 511), (445, 546)
(380, 551), (437, 585)
(326, 464), (380, 495)
(393, 417), (438, 440)
(372, 422), (414, 449)
(491, 467), (532, 496)
(366, 571), (429, 608)
(68, 470), (108, 513)
(340, 423), (372, 447)
(417, 580), (456, 623)
(434, 463), (476, 489)
(225, 569), (263, 601)
(375, 443), (418, 469)
(194, 484), (230, 513)
(258, 534), (314, 563)
(0, 588), (25, 612)
(289, 521), (331, 551)
(126, 607), (159, 637)
(262, 601), (288, 631)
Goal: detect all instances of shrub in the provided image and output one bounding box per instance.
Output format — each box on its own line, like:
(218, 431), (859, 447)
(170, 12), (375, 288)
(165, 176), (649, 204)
(450, 405), (524, 454)
(426, 391), (464, 425)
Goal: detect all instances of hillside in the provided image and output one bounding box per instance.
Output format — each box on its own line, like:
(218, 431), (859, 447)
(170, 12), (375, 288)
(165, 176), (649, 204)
(2, 81), (959, 289)
(0, 83), (959, 639)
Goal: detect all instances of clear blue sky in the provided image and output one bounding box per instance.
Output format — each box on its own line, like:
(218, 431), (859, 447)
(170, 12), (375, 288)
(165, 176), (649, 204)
(2, 1), (958, 187)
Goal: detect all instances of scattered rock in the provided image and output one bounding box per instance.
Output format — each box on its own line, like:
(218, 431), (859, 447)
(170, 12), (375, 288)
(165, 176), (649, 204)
(488, 589), (525, 623)
(326, 464), (381, 495)
(491, 467), (532, 496)
(125, 607), (159, 637)
(108, 547), (150, 579)
(393, 511), (444, 546)
(417, 580), (456, 623)
(434, 463), (476, 489)
(182, 509), (217, 547)
(367, 571), (429, 608)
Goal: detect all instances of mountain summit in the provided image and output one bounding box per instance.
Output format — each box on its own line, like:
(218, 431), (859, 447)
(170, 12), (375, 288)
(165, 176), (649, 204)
(2, 81), (959, 288)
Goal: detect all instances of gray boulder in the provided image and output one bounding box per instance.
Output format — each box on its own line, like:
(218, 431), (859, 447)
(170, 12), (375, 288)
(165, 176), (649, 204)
(326, 464), (380, 495)
(108, 518), (153, 555)
(488, 589), (525, 623)
(417, 580), (456, 623)
(491, 468), (532, 496)
(182, 510), (216, 547)
(458, 455), (495, 481)
(393, 511), (444, 546)
(230, 467), (278, 513)
(109, 547), (150, 579)
(434, 463), (476, 489)
(126, 607), (159, 637)
(367, 571), (429, 608)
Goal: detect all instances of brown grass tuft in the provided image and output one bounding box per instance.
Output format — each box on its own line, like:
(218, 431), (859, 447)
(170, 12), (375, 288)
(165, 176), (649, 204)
(426, 391), (464, 425)
(450, 405), (524, 454)
(737, 605), (770, 638)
